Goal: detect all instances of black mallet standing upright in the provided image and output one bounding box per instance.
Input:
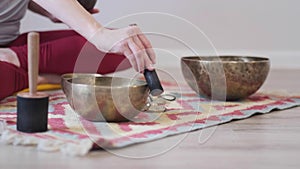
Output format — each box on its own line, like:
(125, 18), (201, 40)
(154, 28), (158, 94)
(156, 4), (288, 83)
(17, 32), (49, 133)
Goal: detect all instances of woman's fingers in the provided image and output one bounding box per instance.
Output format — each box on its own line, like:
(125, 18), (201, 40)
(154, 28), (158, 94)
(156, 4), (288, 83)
(132, 35), (154, 71)
(129, 25), (156, 64)
(99, 25), (156, 73)
(123, 43), (138, 72)
(125, 26), (156, 72)
(136, 32), (156, 64)
(127, 38), (146, 72)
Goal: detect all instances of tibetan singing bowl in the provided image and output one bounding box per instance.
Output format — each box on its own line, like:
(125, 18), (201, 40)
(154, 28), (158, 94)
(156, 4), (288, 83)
(61, 74), (149, 122)
(181, 56), (270, 101)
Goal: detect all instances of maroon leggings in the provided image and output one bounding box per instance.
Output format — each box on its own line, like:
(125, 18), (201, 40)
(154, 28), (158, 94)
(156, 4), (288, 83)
(9, 30), (131, 75)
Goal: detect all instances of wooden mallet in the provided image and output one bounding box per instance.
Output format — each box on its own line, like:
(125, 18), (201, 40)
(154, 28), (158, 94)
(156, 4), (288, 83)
(17, 32), (49, 133)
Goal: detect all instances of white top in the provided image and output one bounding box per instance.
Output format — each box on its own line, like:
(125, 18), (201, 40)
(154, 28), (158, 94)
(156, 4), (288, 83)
(0, 0), (30, 46)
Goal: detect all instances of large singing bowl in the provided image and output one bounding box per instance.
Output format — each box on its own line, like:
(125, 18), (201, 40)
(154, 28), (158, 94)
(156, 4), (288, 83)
(61, 74), (149, 122)
(181, 56), (270, 101)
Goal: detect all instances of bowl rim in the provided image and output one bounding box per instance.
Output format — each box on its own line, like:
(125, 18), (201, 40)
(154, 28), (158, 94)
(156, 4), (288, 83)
(65, 76), (148, 89)
(181, 55), (270, 63)
(61, 73), (102, 80)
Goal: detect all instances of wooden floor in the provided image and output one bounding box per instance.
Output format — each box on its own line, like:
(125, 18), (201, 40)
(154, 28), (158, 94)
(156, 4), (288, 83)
(1, 69), (300, 169)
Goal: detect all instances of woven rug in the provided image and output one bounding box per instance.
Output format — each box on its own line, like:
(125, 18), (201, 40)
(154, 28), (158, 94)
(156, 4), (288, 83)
(1, 82), (300, 156)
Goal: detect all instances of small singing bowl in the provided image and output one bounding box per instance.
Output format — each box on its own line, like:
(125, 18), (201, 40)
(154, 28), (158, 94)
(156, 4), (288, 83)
(181, 56), (270, 101)
(61, 74), (149, 122)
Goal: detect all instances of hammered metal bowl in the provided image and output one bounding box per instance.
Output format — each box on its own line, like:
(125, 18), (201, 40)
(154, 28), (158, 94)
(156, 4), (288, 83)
(61, 73), (102, 94)
(61, 74), (149, 122)
(181, 56), (270, 101)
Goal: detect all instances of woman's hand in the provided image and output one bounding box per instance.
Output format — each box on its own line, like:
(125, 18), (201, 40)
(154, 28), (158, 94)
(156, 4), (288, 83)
(32, 0), (156, 73)
(89, 25), (156, 73)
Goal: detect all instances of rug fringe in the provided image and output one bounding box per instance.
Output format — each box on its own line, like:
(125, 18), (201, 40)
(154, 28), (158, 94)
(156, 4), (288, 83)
(0, 129), (93, 156)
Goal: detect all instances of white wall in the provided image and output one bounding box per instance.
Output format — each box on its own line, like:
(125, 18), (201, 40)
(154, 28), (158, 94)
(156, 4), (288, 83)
(21, 0), (300, 69)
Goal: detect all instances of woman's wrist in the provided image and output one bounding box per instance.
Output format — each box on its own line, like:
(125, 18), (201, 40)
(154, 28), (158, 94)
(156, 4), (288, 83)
(87, 27), (111, 53)
(85, 22), (103, 41)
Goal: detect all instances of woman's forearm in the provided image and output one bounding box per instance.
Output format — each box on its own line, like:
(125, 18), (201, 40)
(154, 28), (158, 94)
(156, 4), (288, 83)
(28, 1), (52, 18)
(28, 1), (61, 23)
(32, 0), (156, 72)
(32, 0), (102, 39)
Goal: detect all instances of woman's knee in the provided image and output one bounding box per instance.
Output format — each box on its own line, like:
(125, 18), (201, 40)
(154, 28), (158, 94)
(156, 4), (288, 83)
(0, 48), (20, 67)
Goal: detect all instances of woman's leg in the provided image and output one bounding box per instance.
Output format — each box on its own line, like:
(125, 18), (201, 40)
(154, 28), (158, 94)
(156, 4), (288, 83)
(10, 30), (131, 74)
(8, 30), (82, 46)
(0, 61), (28, 100)
(1, 30), (131, 100)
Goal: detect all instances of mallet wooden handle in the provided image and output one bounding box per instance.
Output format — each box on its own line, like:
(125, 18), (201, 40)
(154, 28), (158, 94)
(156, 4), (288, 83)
(27, 32), (39, 96)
